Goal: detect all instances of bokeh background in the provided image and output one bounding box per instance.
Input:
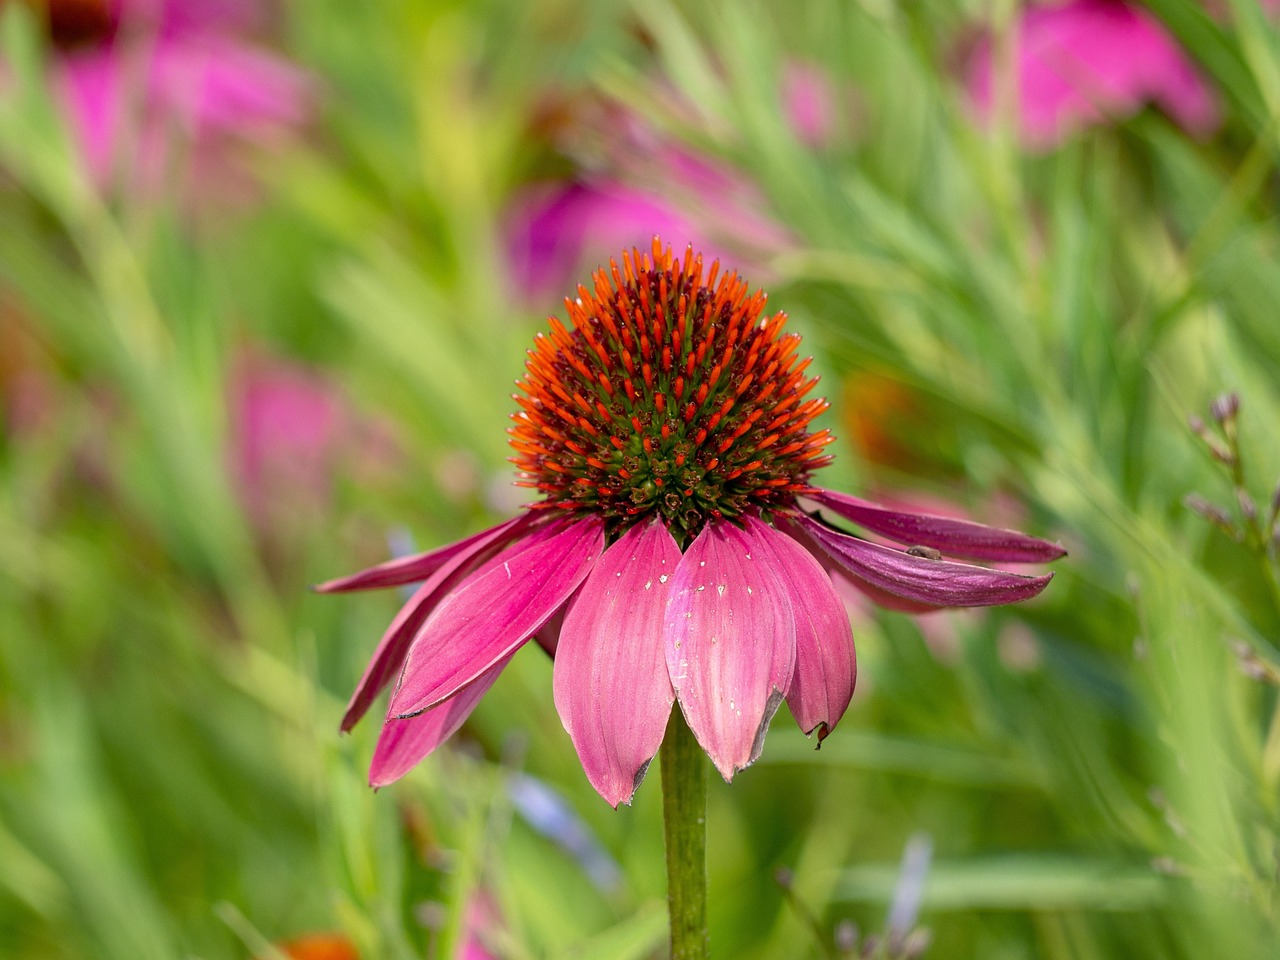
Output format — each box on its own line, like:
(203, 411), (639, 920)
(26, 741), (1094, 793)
(3, 0), (1280, 957)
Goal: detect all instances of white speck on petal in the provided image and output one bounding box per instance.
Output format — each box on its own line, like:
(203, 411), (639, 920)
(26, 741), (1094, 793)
(696, 585), (705, 592)
(700, 560), (706, 567)
(746, 586), (753, 595)
(659, 574), (669, 584)
(745, 553), (752, 560)
(717, 584), (725, 597)
(503, 562), (511, 579)
(644, 580), (652, 590)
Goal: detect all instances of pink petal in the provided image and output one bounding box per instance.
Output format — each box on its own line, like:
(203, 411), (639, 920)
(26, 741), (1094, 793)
(390, 517), (605, 717)
(340, 520), (525, 731)
(369, 656), (509, 788)
(792, 515), (1053, 608)
(664, 519), (797, 782)
(748, 519), (856, 741)
(554, 519), (680, 807)
(314, 514), (533, 593)
(805, 488), (1065, 563)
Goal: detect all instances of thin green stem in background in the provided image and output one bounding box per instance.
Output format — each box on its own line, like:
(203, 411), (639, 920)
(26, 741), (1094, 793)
(660, 709), (709, 960)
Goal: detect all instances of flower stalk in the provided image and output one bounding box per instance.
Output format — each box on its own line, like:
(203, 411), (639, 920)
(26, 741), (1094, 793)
(661, 709), (709, 960)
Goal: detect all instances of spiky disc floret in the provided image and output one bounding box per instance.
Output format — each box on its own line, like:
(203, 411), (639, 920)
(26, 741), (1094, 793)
(509, 239), (835, 539)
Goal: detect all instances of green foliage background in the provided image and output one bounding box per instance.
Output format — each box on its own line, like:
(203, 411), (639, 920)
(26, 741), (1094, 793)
(2, 1), (1279, 957)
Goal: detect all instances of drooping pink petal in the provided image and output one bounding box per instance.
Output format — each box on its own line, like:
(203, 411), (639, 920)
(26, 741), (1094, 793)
(554, 518), (680, 807)
(314, 514), (533, 593)
(390, 517), (605, 718)
(340, 519), (528, 731)
(664, 519), (797, 781)
(369, 656), (509, 788)
(805, 488), (1065, 563)
(784, 517), (946, 614)
(792, 515), (1053, 608)
(748, 518), (856, 741)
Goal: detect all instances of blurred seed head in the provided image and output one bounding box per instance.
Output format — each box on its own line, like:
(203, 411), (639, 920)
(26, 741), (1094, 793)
(1210, 392), (1240, 425)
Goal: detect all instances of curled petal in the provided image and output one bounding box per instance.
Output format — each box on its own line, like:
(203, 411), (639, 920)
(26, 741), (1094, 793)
(315, 514), (533, 593)
(664, 519), (797, 781)
(390, 517), (604, 718)
(791, 515), (1053, 608)
(805, 488), (1065, 563)
(370, 656), (509, 788)
(341, 520), (525, 731)
(749, 518), (856, 741)
(554, 518), (680, 807)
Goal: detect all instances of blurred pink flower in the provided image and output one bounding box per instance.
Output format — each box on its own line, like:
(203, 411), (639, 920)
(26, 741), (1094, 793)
(783, 61), (837, 147)
(229, 354), (350, 528)
(503, 180), (724, 307)
(965, 0), (1219, 149)
(49, 0), (311, 193)
(504, 86), (795, 307)
(459, 895), (501, 960)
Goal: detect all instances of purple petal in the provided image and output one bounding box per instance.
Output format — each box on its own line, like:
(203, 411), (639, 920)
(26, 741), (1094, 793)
(749, 519), (856, 741)
(390, 517), (605, 717)
(805, 488), (1065, 563)
(791, 515), (1053, 608)
(369, 656), (509, 788)
(315, 514), (532, 593)
(664, 519), (797, 782)
(554, 519), (680, 807)
(339, 519), (524, 732)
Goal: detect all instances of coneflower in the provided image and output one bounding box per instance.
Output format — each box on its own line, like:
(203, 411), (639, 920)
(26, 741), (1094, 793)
(320, 239), (1063, 807)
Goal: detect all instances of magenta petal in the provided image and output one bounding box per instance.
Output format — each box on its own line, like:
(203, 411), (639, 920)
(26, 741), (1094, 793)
(806, 488), (1065, 563)
(389, 517), (605, 717)
(339, 519), (522, 731)
(749, 519), (856, 741)
(315, 514), (532, 593)
(792, 515), (1053, 608)
(369, 656), (509, 788)
(554, 519), (680, 807)
(664, 519), (797, 782)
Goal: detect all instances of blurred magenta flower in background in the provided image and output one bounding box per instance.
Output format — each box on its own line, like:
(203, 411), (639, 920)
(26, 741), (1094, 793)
(965, 0), (1219, 149)
(503, 180), (713, 308)
(320, 242), (1063, 806)
(782, 60), (837, 147)
(49, 0), (311, 194)
(504, 86), (796, 307)
(229, 351), (400, 536)
(231, 352), (347, 525)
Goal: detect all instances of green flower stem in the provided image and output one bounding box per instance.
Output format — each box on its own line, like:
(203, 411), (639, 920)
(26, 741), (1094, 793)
(660, 709), (709, 960)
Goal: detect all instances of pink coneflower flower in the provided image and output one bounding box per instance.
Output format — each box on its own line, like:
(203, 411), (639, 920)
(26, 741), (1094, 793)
(320, 240), (1063, 806)
(965, 0), (1219, 149)
(49, 0), (311, 194)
